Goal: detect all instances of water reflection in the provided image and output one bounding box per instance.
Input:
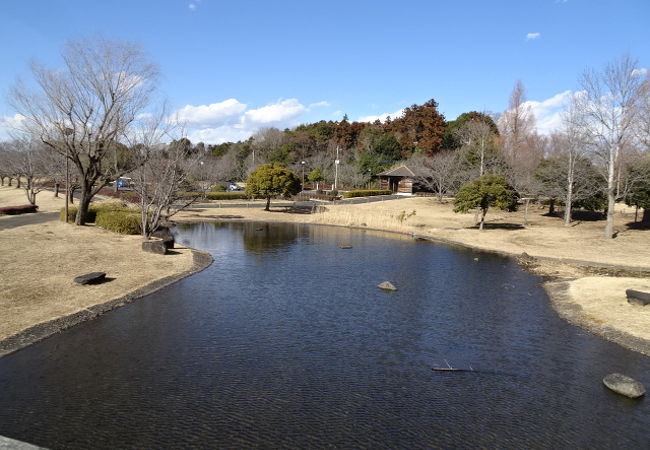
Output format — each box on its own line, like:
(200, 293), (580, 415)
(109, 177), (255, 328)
(0, 222), (648, 449)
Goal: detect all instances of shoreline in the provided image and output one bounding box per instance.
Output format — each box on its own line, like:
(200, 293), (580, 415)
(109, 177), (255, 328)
(2, 188), (648, 359)
(0, 248), (213, 358)
(174, 212), (650, 357)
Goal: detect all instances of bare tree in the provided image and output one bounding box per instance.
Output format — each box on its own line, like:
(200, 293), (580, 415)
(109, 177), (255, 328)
(499, 80), (536, 164)
(454, 119), (495, 177)
(9, 139), (51, 205)
(409, 152), (459, 202)
(9, 38), (160, 225)
(574, 54), (647, 238)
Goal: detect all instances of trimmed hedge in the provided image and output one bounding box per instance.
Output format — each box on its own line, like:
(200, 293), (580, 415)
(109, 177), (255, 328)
(342, 190), (392, 199)
(95, 210), (141, 235)
(59, 201), (132, 223)
(0, 204), (38, 215)
(179, 191), (250, 200)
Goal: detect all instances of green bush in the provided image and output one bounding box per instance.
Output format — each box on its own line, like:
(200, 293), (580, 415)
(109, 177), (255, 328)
(211, 184), (227, 192)
(342, 189), (392, 199)
(59, 201), (131, 223)
(60, 205), (97, 223)
(95, 210), (141, 235)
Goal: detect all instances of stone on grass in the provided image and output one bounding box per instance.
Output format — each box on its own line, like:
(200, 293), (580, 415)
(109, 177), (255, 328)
(626, 289), (650, 306)
(142, 239), (167, 255)
(152, 227), (175, 250)
(378, 281), (397, 291)
(603, 373), (646, 399)
(74, 272), (106, 285)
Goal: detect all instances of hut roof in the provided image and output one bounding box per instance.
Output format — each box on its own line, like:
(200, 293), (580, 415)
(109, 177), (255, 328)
(377, 165), (416, 177)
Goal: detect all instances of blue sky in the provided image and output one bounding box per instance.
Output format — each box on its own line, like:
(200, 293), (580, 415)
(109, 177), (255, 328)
(1, 0), (649, 143)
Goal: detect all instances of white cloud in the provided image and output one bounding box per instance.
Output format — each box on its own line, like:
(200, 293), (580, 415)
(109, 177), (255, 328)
(308, 101), (330, 108)
(631, 68), (648, 78)
(526, 32), (541, 40)
(518, 90), (573, 135)
(188, 3), (196, 10)
(0, 114), (27, 139)
(174, 99), (247, 128)
(358, 108), (405, 123)
(172, 98), (314, 144)
(244, 98), (307, 125)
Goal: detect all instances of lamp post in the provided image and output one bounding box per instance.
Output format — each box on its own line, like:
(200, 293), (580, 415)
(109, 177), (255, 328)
(334, 146), (340, 191)
(301, 161), (305, 192)
(62, 127), (74, 223)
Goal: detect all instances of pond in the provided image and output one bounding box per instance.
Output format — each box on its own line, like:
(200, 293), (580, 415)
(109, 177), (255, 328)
(0, 222), (649, 449)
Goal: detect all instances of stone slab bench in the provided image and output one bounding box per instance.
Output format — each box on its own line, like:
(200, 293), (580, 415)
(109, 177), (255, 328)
(73, 272), (107, 285)
(626, 289), (650, 306)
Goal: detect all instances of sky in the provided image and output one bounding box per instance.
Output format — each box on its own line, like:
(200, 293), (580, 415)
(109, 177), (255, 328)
(1, 0), (649, 144)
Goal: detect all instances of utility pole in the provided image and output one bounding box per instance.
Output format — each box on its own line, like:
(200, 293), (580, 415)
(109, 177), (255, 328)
(334, 146), (340, 190)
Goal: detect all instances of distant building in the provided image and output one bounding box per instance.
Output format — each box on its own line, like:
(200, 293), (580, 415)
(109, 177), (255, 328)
(377, 165), (418, 194)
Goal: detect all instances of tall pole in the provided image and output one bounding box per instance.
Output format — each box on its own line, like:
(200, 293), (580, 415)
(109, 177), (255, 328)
(65, 148), (69, 223)
(334, 146), (339, 190)
(62, 127), (73, 223)
(301, 161), (305, 191)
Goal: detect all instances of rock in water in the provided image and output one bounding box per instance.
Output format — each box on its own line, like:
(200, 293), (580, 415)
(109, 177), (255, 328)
(603, 373), (646, 398)
(74, 272), (107, 285)
(378, 281), (397, 291)
(340, 245), (353, 249)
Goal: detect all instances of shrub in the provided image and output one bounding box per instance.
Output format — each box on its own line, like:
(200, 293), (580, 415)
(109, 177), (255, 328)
(59, 201), (130, 223)
(95, 210), (141, 235)
(0, 204), (38, 215)
(60, 206), (96, 223)
(342, 189), (392, 199)
(211, 184), (227, 192)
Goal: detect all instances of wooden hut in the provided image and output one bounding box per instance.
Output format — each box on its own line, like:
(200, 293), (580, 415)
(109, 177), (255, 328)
(377, 165), (417, 194)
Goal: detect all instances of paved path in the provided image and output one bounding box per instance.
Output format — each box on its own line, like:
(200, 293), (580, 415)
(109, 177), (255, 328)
(193, 195), (408, 210)
(0, 212), (59, 231)
(0, 436), (46, 449)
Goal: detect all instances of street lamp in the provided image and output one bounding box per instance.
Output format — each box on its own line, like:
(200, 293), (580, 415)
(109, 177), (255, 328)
(334, 146), (340, 190)
(62, 127), (74, 223)
(301, 161), (305, 192)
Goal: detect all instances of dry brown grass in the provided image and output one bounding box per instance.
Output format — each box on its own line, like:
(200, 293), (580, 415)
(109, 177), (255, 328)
(568, 277), (650, 340)
(0, 186), (195, 341)
(179, 197), (650, 269)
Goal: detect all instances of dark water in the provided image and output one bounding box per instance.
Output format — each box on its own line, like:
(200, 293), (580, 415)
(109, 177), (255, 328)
(1, 222), (649, 449)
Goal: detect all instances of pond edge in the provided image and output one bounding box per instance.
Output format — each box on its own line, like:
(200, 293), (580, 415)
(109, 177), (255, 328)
(0, 248), (213, 358)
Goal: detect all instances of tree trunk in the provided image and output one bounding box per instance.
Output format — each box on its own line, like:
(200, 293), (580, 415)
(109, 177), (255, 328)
(479, 208), (487, 230)
(549, 198), (555, 215)
(604, 144), (617, 239)
(7, 177), (12, 187)
(524, 199), (530, 226)
(265, 196), (271, 211)
(69, 186), (76, 204)
(75, 189), (92, 225)
(15, 177), (21, 189)
(642, 208), (650, 226)
(54, 183), (60, 197)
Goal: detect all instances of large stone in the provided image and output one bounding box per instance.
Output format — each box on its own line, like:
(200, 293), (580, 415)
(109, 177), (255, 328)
(378, 281), (397, 291)
(626, 289), (650, 306)
(73, 272), (107, 285)
(142, 239), (167, 255)
(152, 227), (175, 250)
(603, 373), (646, 399)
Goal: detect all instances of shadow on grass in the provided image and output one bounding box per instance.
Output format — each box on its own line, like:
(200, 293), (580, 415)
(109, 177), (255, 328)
(625, 221), (650, 230)
(467, 223), (526, 231)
